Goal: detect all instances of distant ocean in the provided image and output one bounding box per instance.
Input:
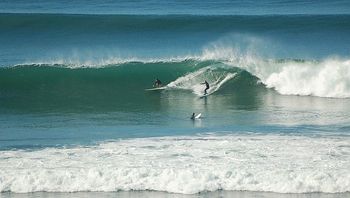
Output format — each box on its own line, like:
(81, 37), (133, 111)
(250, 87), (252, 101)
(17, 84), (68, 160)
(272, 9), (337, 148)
(0, 1), (350, 197)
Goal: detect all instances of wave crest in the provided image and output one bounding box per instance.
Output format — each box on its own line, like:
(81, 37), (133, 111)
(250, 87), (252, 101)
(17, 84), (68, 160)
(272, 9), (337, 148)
(200, 42), (350, 98)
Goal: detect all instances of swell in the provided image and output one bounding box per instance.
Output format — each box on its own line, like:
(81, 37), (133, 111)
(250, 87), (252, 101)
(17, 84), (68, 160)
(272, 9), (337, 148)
(1, 13), (350, 67)
(1, 56), (350, 113)
(0, 61), (258, 113)
(0, 61), (194, 113)
(1, 13), (349, 32)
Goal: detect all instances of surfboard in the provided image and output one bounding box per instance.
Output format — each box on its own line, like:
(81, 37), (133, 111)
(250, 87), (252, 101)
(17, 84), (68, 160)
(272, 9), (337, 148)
(145, 86), (166, 91)
(195, 113), (202, 119)
(199, 93), (210, 98)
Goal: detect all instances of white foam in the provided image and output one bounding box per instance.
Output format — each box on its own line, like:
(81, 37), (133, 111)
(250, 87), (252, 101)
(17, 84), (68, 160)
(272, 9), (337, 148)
(18, 55), (199, 69)
(0, 134), (349, 194)
(262, 59), (350, 98)
(200, 43), (350, 98)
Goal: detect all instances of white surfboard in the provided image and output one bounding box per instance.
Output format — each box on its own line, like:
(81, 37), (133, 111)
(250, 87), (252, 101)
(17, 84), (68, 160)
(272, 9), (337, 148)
(199, 93), (211, 98)
(145, 86), (166, 91)
(195, 113), (202, 119)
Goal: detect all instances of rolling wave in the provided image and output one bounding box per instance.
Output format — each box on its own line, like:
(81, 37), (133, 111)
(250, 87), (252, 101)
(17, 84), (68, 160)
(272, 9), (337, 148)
(2, 52), (350, 100)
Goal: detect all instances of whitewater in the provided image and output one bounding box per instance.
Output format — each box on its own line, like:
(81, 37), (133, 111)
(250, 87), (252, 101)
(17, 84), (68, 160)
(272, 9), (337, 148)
(209, 55), (350, 98)
(1, 134), (349, 194)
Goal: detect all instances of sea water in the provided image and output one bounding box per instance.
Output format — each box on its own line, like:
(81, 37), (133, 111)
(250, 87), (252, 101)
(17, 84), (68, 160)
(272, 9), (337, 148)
(0, 1), (350, 197)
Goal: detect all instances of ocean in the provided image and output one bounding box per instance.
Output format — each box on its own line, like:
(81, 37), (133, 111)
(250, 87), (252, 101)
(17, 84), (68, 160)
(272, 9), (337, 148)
(0, 1), (350, 197)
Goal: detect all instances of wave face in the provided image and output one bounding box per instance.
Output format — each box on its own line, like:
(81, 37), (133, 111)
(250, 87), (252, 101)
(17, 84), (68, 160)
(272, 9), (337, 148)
(1, 56), (350, 114)
(1, 134), (349, 194)
(0, 61), (247, 113)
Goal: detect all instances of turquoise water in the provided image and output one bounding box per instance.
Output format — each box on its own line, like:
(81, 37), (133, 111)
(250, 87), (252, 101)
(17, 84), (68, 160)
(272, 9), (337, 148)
(1, 14), (350, 66)
(0, 0), (350, 195)
(1, 61), (350, 150)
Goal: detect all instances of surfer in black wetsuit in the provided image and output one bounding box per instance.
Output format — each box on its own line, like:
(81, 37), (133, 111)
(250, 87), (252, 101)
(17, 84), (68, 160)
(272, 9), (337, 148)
(154, 78), (162, 87)
(201, 80), (209, 95)
(191, 113), (195, 120)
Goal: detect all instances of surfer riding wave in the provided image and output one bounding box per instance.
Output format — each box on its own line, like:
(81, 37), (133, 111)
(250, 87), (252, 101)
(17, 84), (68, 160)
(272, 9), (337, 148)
(201, 80), (210, 95)
(154, 78), (162, 88)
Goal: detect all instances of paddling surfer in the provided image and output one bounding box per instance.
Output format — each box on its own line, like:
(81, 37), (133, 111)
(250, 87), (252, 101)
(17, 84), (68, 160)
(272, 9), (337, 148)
(191, 113), (195, 120)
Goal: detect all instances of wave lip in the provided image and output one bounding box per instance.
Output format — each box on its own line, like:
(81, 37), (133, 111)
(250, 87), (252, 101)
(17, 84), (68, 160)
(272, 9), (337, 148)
(0, 134), (349, 194)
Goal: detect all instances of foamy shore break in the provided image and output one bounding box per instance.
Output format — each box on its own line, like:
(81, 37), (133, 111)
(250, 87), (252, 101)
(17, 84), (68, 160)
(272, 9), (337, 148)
(1, 191), (350, 198)
(1, 134), (349, 194)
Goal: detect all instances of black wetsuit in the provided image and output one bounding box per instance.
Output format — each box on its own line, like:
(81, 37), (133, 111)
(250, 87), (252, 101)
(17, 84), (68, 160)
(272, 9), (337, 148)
(204, 81), (209, 95)
(191, 113), (195, 120)
(154, 79), (162, 87)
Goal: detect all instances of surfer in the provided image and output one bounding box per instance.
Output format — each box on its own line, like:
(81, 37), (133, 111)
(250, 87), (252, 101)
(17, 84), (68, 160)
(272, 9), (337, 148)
(201, 80), (209, 95)
(154, 78), (162, 87)
(191, 113), (195, 120)
(191, 113), (202, 120)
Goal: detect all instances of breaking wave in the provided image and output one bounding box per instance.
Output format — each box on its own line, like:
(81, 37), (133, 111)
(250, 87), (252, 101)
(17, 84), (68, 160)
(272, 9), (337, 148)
(199, 41), (350, 98)
(0, 134), (349, 194)
(3, 55), (350, 99)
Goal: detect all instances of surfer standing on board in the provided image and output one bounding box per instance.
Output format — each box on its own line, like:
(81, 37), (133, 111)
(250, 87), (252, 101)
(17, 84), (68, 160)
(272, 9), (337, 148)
(201, 80), (209, 95)
(154, 78), (162, 87)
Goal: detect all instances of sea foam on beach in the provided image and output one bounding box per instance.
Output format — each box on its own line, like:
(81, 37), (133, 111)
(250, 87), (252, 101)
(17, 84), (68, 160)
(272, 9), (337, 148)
(1, 134), (349, 194)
